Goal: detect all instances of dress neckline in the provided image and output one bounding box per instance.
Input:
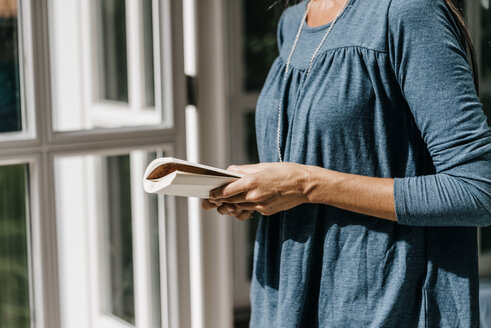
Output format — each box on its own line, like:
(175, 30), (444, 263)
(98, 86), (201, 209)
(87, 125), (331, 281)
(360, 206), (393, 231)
(302, 0), (356, 33)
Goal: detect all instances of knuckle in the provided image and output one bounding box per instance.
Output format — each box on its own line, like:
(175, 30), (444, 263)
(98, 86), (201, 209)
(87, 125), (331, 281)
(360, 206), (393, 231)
(230, 210), (241, 217)
(256, 204), (266, 212)
(244, 175), (257, 188)
(238, 214), (249, 221)
(257, 205), (273, 216)
(247, 190), (262, 202)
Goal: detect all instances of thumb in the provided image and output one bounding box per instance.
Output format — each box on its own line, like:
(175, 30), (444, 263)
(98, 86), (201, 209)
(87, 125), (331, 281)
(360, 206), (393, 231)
(227, 163), (262, 174)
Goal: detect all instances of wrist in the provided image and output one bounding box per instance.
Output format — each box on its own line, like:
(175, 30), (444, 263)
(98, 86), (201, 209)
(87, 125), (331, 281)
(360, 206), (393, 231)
(302, 165), (321, 204)
(302, 165), (339, 205)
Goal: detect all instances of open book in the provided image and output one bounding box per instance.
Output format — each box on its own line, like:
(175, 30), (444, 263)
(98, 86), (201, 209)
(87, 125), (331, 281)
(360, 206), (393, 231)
(143, 157), (243, 198)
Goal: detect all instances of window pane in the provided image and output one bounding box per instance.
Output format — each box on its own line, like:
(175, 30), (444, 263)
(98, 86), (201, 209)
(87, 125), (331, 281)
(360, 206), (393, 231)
(49, 0), (164, 131)
(243, 2), (282, 92)
(0, 164), (30, 328)
(98, 0), (128, 102)
(0, 1), (21, 133)
(55, 151), (166, 327)
(143, 0), (155, 108)
(104, 155), (134, 324)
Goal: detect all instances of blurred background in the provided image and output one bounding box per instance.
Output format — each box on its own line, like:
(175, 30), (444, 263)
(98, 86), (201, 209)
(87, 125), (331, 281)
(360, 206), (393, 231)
(0, 0), (489, 327)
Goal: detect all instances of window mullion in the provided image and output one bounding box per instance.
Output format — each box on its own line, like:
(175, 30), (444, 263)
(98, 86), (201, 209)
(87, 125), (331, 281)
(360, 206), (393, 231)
(126, 0), (145, 113)
(29, 0), (62, 326)
(38, 152), (61, 328)
(152, 0), (162, 115)
(130, 151), (154, 328)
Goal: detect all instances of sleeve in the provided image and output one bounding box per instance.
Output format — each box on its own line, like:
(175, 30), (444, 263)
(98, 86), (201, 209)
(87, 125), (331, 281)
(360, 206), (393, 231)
(387, 0), (491, 227)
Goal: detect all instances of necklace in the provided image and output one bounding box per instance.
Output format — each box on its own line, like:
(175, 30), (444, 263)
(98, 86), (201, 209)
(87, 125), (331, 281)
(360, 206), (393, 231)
(276, 0), (351, 162)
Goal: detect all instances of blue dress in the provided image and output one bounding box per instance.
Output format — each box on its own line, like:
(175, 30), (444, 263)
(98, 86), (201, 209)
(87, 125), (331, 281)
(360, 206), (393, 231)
(251, 0), (491, 327)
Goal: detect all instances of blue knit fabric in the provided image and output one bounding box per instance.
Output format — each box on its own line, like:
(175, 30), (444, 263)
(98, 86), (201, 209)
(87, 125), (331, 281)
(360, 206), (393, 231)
(250, 0), (491, 327)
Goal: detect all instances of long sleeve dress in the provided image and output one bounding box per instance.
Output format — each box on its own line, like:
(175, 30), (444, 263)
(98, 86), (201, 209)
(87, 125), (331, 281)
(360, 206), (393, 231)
(250, 0), (491, 327)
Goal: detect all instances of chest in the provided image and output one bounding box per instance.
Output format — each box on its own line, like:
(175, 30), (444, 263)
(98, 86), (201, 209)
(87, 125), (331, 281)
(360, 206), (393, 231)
(259, 48), (394, 132)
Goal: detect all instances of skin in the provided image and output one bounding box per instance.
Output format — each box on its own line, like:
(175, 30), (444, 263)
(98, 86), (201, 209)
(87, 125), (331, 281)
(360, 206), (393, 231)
(305, 0), (351, 28)
(202, 162), (397, 223)
(202, 0), (398, 223)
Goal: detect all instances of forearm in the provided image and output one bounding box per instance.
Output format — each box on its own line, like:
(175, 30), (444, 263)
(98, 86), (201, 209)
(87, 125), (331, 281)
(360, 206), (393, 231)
(304, 166), (397, 222)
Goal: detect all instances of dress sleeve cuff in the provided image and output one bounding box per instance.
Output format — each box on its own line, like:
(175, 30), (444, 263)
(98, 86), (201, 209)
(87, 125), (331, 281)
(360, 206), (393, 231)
(394, 177), (410, 225)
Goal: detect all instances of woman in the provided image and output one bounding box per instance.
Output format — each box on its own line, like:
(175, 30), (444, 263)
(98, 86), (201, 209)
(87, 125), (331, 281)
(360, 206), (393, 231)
(203, 0), (491, 326)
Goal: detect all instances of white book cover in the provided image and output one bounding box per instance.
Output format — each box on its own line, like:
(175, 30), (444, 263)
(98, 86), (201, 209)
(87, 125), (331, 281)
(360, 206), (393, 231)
(143, 157), (244, 198)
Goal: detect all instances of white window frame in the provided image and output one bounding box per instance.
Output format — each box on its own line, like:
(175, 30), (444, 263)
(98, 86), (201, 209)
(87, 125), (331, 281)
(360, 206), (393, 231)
(79, 0), (165, 128)
(54, 146), (172, 328)
(0, 155), (45, 328)
(49, 0), (172, 132)
(0, 1), (191, 328)
(225, 0), (264, 313)
(0, 0), (36, 142)
(0, 1), (35, 145)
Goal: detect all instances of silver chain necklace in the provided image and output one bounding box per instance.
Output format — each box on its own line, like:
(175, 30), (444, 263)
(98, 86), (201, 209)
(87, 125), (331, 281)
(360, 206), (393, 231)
(276, 0), (350, 162)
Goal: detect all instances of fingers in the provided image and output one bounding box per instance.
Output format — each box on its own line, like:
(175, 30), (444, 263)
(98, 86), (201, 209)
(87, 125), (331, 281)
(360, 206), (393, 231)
(221, 201), (257, 210)
(227, 163), (263, 175)
(217, 203), (236, 215)
(210, 192), (248, 204)
(236, 210), (255, 221)
(203, 197), (256, 221)
(215, 204), (254, 221)
(201, 199), (218, 210)
(209, 178), (248, 199)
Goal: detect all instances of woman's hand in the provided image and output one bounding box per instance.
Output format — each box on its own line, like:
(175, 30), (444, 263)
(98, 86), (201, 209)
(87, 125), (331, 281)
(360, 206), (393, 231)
(201, 199), (256, 221)
(203, 162), (312, 218)
(201, 161), (398, 222)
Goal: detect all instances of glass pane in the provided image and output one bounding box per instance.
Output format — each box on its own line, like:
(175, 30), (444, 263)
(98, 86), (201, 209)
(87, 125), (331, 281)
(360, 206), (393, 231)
(55, 151), (166, 327)
(0, 164), (30, 327)
(481, 1), (491, 80)
(49, 0), (163, 131)
(143, 0), (155, 108)
(0, 1), (22, 133)
(104, 155), (134, 324)
(243, 1), (282, 91)
(98, 0), (128, 102)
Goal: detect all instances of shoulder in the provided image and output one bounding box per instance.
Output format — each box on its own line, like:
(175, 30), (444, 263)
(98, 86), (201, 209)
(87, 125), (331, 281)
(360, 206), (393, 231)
(277, 1), (305, 31)
(276, 1), (306, 49)
(387, 0), (462, 45)
(388, 0), (459, 32)
(388, 0), (446, 16)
